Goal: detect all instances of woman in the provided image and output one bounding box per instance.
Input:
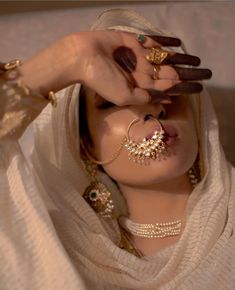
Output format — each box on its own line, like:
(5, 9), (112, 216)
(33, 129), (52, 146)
(0, 9), (234, 290)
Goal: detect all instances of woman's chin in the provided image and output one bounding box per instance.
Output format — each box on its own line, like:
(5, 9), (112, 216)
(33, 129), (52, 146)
(109, 158), (191, 187)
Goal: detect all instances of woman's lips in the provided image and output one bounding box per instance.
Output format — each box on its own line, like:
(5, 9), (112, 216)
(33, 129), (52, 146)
(162, 124), (178, 145)
(145, 123), (178, 145)
(162, 124), (178, 137)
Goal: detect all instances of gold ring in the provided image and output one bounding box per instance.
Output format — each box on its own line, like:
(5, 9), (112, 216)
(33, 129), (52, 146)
(146, 47), (169, 65)
(153, 65), (160, 80)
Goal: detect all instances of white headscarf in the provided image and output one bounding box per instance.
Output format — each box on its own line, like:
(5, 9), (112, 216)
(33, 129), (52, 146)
(1, 9), (234, 290)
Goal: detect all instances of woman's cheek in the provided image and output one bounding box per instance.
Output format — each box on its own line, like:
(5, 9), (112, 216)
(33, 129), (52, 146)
(93, 121), (127, 161)
(178, 122), (198, 168)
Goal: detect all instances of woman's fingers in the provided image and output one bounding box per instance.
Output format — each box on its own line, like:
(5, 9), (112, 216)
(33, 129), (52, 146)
(137, 35), (200, 66)
(134, 72), (181, 91)
(134, 61), (211, 82)
(112, 40), (203, 80)
(134, 48), (212, 81)
(113, 46), (137, 73)
(174, 67), (212, 81)
(138, 34), (181, 47)
(165, 82), (203, 95)
(138, 40), (201, 67)
(89, 31), (209, 107)
(131, 88), (172, 106)
(163, 52), (200, 66)
(144, 65), (212, 81)
(133, 70), (204, 95)
(147, 89), (172, 104)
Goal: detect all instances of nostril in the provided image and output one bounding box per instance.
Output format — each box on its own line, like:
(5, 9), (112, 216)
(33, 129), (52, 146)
(159, 108), (166, 119)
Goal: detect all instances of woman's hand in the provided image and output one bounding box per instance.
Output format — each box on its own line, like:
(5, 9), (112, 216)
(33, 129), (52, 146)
(71, 31), (212, 106)
(19, 30), (212, 106)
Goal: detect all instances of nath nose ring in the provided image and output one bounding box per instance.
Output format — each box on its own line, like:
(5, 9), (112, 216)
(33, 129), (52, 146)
(124, 116), (167, 164)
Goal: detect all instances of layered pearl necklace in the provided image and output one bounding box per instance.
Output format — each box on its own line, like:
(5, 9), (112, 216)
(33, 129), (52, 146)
(118, 165), (199, 239)
(119, 216), (182, 239)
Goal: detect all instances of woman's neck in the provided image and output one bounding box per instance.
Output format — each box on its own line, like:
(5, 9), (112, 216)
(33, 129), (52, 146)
(119, 173), (192, 223)
(118, 173), (193, 256)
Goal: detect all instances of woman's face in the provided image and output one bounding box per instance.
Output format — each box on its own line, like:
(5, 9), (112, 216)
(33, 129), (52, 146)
(81, 87), (198, 187)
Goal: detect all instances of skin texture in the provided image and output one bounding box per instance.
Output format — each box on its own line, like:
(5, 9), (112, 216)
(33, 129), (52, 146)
(82, 88), (198, 255)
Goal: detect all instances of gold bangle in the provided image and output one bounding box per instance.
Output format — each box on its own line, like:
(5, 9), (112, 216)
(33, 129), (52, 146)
(1, 59), (57, 108)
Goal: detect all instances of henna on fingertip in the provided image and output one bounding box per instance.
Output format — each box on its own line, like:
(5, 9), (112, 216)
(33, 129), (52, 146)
(113, 46), (137, 73)
(163, 53), (201, 66)
(165, 82), (203, 95)
(174, 67), (212, 81)
(147, 89), (172, 104)
(146, 35), (182, 47)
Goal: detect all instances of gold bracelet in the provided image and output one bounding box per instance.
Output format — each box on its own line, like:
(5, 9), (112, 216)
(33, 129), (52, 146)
(0, 59), (57, 108)
(0, 59), (22, 71)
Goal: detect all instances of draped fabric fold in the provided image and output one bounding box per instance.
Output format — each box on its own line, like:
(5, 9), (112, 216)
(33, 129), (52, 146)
(0, 9), (235, 290)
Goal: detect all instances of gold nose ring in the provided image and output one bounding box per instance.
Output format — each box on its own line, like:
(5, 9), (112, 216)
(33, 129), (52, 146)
(124, 117), (167, 164)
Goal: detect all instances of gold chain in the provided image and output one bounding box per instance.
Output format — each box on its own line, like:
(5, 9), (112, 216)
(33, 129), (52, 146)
(80, 137), (127, 165)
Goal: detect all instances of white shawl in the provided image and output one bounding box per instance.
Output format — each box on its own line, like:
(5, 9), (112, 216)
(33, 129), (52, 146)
(0, 9), (235, 290)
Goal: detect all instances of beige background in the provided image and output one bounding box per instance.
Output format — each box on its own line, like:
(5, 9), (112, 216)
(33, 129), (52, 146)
(0, 1), (235, 165)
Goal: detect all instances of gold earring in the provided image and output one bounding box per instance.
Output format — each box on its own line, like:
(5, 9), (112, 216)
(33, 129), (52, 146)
(83, 159), (115, 218)
(188, 153), (201, 188)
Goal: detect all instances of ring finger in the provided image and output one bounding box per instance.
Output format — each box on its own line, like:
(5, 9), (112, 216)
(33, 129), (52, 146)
(136, 55), (211, 81)
(138, 35), (201, 66)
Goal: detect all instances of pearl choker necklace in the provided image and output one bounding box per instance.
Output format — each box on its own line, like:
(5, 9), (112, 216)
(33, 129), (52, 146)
(118, 166), (199, 239)
(119, 216), (182, 239)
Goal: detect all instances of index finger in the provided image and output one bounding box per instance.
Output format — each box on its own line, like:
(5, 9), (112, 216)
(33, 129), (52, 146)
(137, 34), (181, 47)
(147, 35), (181, 47)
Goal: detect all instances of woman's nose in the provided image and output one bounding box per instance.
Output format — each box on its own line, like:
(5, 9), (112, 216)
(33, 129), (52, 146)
(130, 95), (168, 121)
(140, 101), (167, 121)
